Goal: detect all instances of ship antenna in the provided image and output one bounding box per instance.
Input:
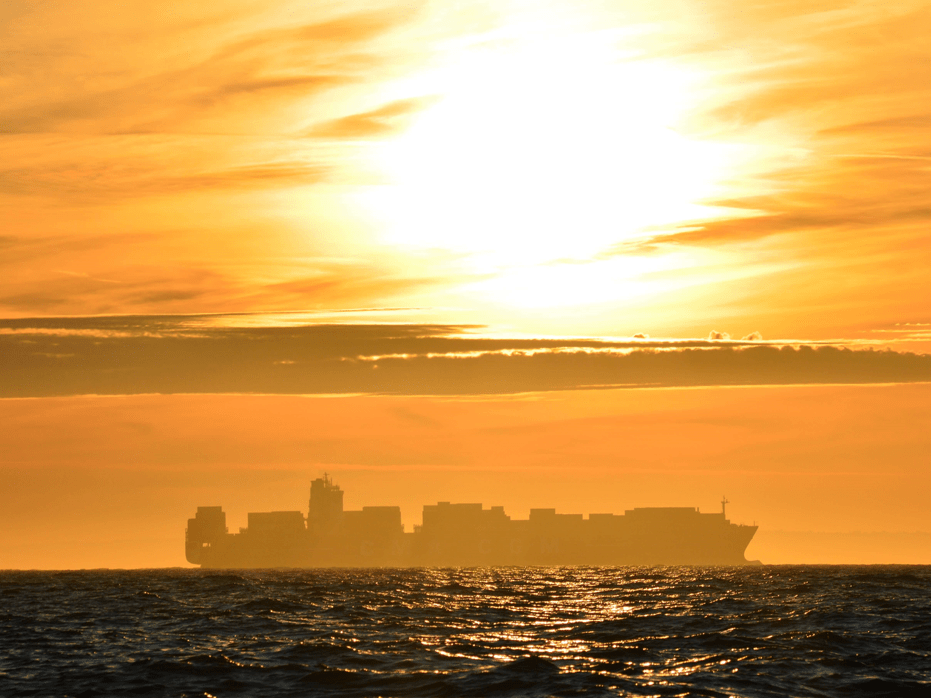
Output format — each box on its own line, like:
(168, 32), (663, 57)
(721, 496), (729, 517)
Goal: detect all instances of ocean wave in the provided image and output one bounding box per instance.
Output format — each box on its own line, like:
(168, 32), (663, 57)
(0, 566), (929, 697)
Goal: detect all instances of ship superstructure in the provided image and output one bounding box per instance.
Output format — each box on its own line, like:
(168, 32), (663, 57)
(186, 476), (759, 568)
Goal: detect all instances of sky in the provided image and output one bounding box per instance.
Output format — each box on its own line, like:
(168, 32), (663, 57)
(2, 0), (930, 567)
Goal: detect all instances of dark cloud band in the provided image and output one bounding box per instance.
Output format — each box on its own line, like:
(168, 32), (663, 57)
(2, 316), (929, 397)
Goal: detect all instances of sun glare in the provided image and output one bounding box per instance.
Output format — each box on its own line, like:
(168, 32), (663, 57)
(357, 22), (740, 308)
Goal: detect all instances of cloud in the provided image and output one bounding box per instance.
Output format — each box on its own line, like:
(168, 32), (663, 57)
(0, 267), (225, 315)
(0, 253), (453, 317)
(290, 8), (418, 44)
(708, 330), (730, 340)
(742, 331), (763, 341)
(307, 96), (438, 139)
(819, 113), (931, 136)
(260, 265), (446, 308)
(2, 316), (929, 398)
(0, 3), (424, 218)
(685, 3), (931, 131)
(608, 1), (931, 271)
(0, 160), (330, 200)
(4, 0), (931, 340)
(0, 6), (417, 136)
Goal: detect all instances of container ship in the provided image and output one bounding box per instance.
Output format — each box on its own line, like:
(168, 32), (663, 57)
(186, 475), (760, 568)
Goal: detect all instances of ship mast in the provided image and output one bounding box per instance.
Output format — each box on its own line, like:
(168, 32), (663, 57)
(721, 496), (729, 518)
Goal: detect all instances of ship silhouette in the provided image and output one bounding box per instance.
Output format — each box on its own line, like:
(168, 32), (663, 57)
(186, 475), (760, 568)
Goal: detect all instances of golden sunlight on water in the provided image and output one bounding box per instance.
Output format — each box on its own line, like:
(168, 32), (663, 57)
(3, 568), (930, 696)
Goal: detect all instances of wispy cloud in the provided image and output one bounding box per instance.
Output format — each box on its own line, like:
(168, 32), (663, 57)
(0, 253), (450, 317)
(307, 96), (439, 139)
(0, 6), (417, 136)
(0, 159), (330, 200)
(613, 0), (931, 299)
(3, 0), (930, 338)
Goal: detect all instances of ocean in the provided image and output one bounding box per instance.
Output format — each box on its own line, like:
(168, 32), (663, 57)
(1, 566), (928, 697)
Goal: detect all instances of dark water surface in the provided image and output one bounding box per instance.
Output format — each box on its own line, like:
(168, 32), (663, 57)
(1, 567), (929, 697)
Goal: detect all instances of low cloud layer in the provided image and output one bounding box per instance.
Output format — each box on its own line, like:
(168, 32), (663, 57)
(3, 316), (929, 397)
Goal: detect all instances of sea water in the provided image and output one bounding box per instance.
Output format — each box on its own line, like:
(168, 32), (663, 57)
(1, 566), (929, 697)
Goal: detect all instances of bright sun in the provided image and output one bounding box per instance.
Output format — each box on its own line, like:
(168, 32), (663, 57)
(360, 24), (739, 308)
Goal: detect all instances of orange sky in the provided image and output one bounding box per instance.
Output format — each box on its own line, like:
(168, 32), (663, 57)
(3, 386), (930, 568)
(2, 1), (930, 567)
